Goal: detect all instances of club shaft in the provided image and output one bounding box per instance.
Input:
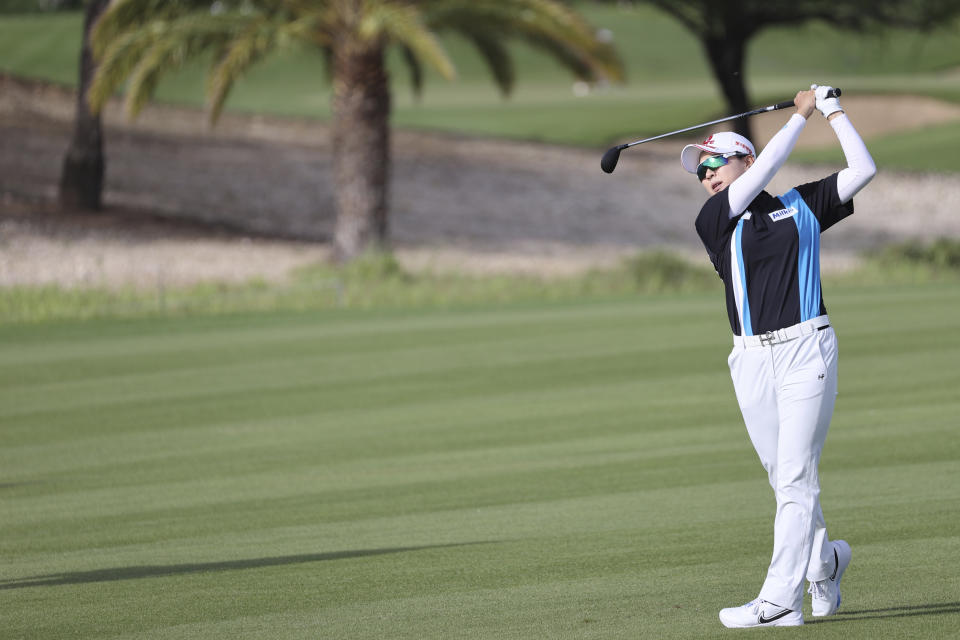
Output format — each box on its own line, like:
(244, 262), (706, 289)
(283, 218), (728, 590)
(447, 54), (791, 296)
(623, 104), (782, 149)
(620, 89), (839, 150)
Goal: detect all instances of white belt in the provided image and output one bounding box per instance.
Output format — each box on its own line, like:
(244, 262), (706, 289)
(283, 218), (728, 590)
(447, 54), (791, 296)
(734, 315), (831, 348)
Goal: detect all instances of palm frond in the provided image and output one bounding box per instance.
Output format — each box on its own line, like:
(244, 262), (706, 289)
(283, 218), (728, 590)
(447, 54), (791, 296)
(206, 16), (278, 123)
(122, 37), (185, 118)
(90, 0), (624, 125)
(90, 0), (242, 113)
(398, 44), (425, 98)
(458, 25), (514, 96)
(509, 0), (626, 83)
(87, 26), (158, 113)
(360, 1), (455, 80)
(526, 31), (595, 81)
(425, 0), (625, 85)
(281, 11), (330, 47)
(320, 44), (334, 84)
(110, 11), (259, 118)
(207, 11), (329, 122)
(92, 0), (212, 58)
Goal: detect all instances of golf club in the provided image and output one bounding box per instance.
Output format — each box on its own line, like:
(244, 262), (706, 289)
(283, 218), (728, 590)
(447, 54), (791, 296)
(600, 88), (841, 174)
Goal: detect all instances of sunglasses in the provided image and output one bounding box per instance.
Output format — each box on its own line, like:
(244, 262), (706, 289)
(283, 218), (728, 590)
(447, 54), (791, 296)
(696, 153), (745, 181)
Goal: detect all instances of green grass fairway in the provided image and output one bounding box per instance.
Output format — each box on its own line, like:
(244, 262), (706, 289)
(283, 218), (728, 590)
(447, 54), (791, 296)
(2, 285), (960, 638)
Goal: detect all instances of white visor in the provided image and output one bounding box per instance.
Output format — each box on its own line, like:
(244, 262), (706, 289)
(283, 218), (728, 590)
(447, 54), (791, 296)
(681, 132), (755, 174)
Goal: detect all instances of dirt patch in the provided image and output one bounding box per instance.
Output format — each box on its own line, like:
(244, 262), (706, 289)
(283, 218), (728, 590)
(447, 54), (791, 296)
(750, 94), (960, 148)
(0, 197), (329, 288)
(2, 74), (959, 287)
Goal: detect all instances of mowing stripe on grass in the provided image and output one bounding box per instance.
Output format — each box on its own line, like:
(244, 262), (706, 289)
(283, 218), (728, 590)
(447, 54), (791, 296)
(1, 285), (958, 639)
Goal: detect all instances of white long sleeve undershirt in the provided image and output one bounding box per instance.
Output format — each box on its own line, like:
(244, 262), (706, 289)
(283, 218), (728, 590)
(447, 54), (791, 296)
(726, 111), (877, 217)
(727, 114), (807, 216)
(832, 113), (877, 203)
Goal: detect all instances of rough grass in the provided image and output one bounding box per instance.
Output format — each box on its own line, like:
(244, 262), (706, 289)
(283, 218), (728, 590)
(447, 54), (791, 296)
(0, 249), (718, 324)
(1, 282), (959, 639)
(2, 243), (959, 325)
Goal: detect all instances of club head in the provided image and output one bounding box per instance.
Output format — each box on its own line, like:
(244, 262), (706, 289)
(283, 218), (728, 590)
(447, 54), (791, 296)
(600, 146), (622, 174)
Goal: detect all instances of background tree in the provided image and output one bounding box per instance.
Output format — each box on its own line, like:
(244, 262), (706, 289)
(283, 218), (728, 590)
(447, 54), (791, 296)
(597, 0), (960, 140)
(0, 0), (85, 12)
(87, 0), (625, 260)
(59, 0), (109, 210)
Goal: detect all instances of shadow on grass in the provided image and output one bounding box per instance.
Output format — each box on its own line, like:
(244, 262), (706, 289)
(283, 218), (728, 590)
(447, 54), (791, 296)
(808, 602), (960, 624)
(1, 541), (492, 590)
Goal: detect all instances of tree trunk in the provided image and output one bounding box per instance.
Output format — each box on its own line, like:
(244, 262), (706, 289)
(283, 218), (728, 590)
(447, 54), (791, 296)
(331, 33), (391, 261)
(702, 35), (753, 141)
(59, 0), (109, 211)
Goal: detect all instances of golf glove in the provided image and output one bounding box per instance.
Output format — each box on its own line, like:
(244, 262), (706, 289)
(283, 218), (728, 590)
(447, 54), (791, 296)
(811, 84), (843, 118)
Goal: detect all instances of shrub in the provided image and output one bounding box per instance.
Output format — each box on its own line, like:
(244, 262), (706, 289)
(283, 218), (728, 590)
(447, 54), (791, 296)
(621, 250), (717, 293)
(871, 238), (960, 272)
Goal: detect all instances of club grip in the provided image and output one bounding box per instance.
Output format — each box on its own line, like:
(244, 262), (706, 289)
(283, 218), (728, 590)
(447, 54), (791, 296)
(772, 88), (842, 111)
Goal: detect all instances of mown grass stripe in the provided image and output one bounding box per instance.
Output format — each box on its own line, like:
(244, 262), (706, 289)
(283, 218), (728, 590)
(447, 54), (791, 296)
(2, 287), (958, 638)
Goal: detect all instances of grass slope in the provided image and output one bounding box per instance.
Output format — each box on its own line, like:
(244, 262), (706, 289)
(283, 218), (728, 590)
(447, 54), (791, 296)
(792, 119), (960, 172)
(1, 6), (958, 154)
(2, 284), (959, 638)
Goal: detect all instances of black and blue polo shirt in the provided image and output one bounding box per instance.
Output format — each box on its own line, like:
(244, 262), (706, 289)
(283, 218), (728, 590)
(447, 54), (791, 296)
(695, 172), (854, 336)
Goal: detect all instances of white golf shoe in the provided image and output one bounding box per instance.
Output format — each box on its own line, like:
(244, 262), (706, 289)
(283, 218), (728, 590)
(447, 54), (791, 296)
(718, 598), (803, 628)
(809, 539), (852, 616)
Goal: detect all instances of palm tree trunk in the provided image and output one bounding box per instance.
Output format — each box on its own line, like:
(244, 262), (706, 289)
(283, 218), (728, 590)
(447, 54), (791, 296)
(331, 34), (391, 261)
(59, 0), (109, 211)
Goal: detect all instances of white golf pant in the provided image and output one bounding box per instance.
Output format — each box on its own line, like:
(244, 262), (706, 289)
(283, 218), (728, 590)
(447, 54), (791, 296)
(727, 315), (839, 611)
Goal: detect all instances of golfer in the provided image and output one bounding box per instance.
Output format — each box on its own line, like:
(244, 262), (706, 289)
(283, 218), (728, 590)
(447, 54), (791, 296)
(681, 86), (876, 628)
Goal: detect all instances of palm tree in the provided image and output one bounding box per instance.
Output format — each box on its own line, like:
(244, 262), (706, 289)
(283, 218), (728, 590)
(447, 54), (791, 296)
(87, 0), (625, 260)
(60, 0), (110, 210)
